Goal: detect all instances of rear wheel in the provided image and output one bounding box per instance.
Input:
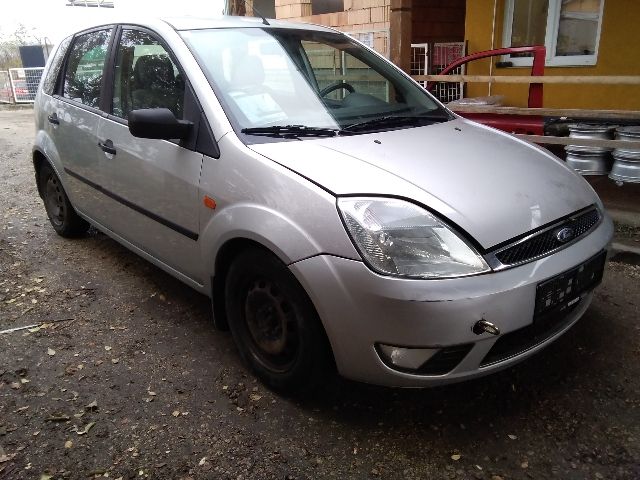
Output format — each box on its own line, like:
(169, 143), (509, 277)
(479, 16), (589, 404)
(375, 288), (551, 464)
(225, 247), (333, 393)
(39, 163), (89, 237)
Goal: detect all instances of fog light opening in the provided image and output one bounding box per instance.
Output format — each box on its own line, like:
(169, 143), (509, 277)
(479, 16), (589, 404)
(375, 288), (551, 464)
(377, 344), (439, 371)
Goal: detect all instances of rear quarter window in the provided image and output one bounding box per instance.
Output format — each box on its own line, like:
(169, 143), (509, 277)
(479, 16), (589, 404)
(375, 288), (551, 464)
(42, 37), (72, 96)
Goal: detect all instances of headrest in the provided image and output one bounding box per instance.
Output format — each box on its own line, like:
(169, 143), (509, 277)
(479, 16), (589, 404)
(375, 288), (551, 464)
(133, 54), (175, 89)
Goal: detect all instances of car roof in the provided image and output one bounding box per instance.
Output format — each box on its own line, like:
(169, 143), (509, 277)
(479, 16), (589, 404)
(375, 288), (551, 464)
(162, 15), (336, 33)
(70, 15), (338, 36)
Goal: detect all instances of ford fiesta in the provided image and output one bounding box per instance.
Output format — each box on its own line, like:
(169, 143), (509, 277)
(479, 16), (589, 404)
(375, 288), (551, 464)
(32, 16), (613, 392)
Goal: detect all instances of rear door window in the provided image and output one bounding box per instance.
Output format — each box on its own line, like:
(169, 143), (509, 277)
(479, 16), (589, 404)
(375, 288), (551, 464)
(63, 29), (111, 108)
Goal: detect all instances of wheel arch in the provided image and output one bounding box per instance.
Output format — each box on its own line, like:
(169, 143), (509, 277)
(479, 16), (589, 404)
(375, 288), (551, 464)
(32, 148), (50, 198)
(210, 237), (273, 330)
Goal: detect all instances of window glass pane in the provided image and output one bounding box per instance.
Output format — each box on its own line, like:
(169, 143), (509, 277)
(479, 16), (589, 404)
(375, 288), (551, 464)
(63, 30), (110, 107)
(112, 29), (184, 119)
(556, 0), (602, 56)
(182, 28), (446, 132)
(43, 37), (72, 95)
(302, 40), (390, 103)
(510, 0), (548, 57)
(311, 0), (343, 15)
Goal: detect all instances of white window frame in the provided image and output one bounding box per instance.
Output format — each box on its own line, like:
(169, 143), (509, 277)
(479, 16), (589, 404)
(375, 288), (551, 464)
(502, 0), (605, 67)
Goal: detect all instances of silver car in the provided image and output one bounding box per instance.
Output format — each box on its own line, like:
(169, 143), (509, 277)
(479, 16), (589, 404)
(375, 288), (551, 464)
(33, 16), (613, 392)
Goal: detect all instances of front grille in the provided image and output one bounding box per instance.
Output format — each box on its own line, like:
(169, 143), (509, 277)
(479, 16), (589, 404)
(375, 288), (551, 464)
(417, 344), (473, 375)
(480, 303), (581, 367)
(492, 207), (600, 267)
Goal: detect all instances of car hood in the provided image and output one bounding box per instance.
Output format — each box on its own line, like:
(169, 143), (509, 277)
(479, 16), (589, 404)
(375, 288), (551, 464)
(249, 118), (598, 249)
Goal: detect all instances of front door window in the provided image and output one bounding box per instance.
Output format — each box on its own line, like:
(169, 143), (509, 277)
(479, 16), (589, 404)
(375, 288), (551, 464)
(112, 29), (185, 119)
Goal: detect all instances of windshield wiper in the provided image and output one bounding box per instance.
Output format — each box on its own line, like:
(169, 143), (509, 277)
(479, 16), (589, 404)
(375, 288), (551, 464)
(340, 114), (451, 134)
(241, 125), (338, 138)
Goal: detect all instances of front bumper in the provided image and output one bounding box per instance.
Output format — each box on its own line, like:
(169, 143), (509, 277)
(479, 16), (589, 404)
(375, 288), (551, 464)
(289, 214), (614, 387)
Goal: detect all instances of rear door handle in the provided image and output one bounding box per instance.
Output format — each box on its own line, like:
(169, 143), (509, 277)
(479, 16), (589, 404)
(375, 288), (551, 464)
(98, 140), (116, 155)
(47, 113), (59, 125)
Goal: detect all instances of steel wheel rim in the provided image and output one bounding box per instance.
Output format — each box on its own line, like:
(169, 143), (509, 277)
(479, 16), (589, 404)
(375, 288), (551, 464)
(243, 278), (299, 372)
(44, 174), (65, 227)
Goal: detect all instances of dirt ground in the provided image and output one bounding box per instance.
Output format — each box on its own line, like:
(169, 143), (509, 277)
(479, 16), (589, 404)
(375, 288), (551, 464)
(1, 108), (639, 480)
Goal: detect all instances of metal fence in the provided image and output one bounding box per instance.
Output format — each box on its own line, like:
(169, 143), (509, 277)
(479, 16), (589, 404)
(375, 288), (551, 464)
(8, 67), (45, 103)
(0, 71), (12, 103)
(411, 42), (466, 103)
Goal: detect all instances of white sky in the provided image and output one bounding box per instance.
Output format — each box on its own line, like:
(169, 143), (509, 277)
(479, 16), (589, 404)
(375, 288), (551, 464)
(1, 0), (225, 45)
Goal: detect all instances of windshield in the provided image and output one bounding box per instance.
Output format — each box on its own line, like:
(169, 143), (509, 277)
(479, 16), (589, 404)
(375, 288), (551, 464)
(181, 27), (452, 139)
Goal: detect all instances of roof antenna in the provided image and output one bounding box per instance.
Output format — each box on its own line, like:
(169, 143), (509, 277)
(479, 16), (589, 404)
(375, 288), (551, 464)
(226, 0), (270, 25)
(251, 2), (271, 26)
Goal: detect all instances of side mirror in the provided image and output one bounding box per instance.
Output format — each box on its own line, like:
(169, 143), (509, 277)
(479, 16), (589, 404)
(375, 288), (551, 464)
(128, 108), (193, 140)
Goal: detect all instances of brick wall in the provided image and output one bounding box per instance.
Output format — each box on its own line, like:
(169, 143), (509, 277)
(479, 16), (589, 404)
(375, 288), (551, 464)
(275, 0), (391, 34)
(411, 0), (465, 45)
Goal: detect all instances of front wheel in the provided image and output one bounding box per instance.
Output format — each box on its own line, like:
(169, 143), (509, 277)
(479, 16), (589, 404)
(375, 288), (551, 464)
(225, 248), (333, 393)
(38, 163), (89, 237)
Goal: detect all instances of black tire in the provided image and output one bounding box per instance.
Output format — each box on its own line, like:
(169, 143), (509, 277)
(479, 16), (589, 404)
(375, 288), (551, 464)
(38, 163), (89, 237)
(225, 247), (333, 394)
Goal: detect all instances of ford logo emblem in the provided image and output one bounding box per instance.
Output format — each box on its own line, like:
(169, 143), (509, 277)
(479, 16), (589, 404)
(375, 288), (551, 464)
(556, 227), (575, 243)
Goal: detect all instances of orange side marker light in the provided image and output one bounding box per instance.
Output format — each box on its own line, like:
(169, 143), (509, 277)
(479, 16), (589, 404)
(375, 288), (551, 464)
(203, 196), (217, 210)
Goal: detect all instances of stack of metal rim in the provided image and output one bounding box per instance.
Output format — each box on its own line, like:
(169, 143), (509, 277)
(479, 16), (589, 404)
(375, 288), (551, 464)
(609, 126), (640, 184)
(564, 124), (616, 175)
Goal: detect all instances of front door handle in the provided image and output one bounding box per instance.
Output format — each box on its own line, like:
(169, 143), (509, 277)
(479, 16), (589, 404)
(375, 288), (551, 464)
(98, 139), (116, 155)
(47, 113), (59, 125)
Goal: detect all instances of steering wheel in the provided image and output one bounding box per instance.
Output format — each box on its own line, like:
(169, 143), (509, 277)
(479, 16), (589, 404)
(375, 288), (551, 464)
(319, 81), (355, 97)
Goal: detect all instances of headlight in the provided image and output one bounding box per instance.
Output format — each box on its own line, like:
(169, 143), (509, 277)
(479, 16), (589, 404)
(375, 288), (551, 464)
(338, 197), (490, 279)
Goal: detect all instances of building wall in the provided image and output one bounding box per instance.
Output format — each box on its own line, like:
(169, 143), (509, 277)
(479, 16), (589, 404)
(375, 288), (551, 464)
(411, 0), (465, 45)
(465, 0), (640, 110)
(275, 0), (391, 54)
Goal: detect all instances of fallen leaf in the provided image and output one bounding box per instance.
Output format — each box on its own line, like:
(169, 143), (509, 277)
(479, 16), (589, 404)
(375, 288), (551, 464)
(451, 454), (461, 461)
(64, 440), (73, 449)
(47, 348), (56, 356)
(73, 421), (96, 435)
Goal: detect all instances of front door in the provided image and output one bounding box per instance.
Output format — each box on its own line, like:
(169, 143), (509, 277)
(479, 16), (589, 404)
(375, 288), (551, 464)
(96, 28), (204, 282)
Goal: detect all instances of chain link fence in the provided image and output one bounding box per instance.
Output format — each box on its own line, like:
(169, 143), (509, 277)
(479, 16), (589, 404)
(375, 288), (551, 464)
(8, 67), (45, 103)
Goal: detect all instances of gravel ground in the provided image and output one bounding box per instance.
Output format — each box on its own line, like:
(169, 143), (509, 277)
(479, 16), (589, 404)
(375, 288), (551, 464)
(1, 109), (639, 480)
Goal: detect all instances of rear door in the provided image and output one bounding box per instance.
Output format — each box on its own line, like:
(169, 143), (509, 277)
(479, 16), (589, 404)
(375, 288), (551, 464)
(95, 27), (205, 282)
(48, 27), (114, 220)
